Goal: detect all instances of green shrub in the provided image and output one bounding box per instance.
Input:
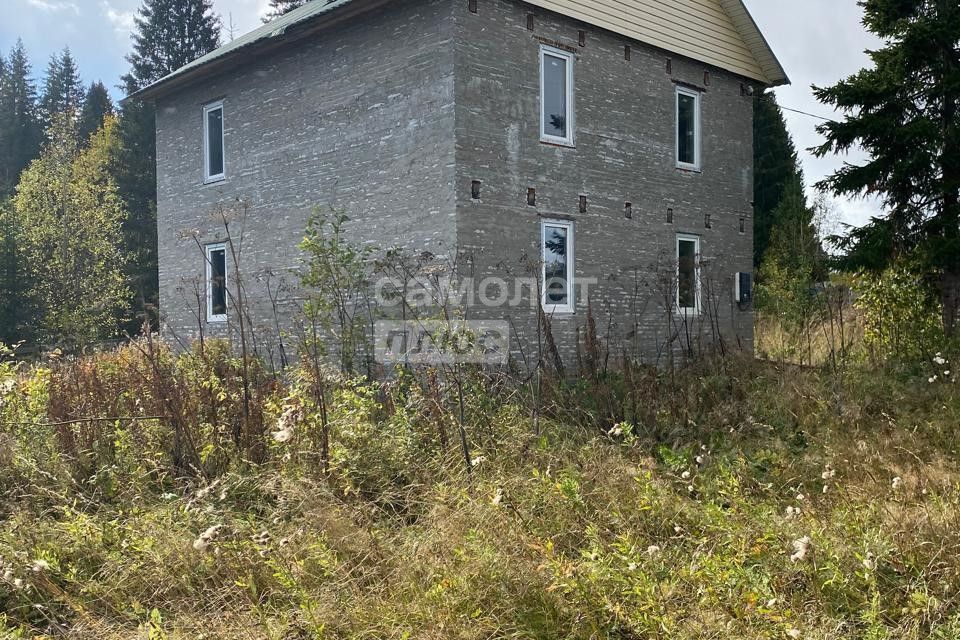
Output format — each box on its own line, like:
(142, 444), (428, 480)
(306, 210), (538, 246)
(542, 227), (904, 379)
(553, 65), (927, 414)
(855, 265), (943, 366)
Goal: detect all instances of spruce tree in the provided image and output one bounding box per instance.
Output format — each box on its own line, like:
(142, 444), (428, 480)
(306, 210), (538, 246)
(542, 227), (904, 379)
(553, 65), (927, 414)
(0, 51), (7, 192)
(40, 47), (84, 126)
(754, 93), (825, 329)
(813, 0), (960, 334)
(0, 41), (42, 198)
(118, 0), (220, 329)
(0, 199), (17, 344)
(78, 81), (114, 143)
(264, 0), (310, 21)
(124, 0), (221, 91)
(753, 92), (802, 269)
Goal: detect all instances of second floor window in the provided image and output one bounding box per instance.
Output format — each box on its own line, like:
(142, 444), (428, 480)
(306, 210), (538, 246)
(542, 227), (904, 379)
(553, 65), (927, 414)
(676, 87), (701, 170)
(204, 101), (225, 182)
(206, 243), (227, 322)
(540, 45), (574, 146)
(542, 219), (575, 314)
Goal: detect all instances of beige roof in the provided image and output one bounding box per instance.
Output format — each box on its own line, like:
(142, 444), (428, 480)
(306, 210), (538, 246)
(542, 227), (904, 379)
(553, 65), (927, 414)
(129, 0), (786, 101)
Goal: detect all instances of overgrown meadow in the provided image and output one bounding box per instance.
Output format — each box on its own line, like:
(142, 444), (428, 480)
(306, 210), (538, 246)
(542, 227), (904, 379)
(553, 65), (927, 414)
(0, 336), (958, 639)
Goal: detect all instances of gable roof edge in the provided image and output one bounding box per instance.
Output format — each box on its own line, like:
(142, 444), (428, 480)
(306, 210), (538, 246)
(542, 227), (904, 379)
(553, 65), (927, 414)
(718, 0), (789, 86)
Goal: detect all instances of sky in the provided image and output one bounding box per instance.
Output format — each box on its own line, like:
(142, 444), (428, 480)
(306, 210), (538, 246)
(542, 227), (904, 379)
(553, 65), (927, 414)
(1, 0), (884, 230)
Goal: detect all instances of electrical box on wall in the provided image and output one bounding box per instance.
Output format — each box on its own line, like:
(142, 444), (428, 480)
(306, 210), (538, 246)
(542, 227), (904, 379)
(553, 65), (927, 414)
(734, 272), (753, 304)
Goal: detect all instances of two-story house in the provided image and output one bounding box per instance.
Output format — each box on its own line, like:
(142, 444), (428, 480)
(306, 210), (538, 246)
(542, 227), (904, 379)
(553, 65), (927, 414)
(130, 0), (787, 366)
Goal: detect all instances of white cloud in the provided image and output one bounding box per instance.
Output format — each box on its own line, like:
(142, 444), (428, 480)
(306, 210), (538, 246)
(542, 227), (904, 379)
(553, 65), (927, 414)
(216, 0), (272, 36)
(101, 1), (135, 34)
(24, 0), (79, 13)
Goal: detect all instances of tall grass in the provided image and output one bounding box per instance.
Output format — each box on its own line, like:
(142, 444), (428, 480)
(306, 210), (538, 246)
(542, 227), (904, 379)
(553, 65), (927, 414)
(1, 341), (958, 638)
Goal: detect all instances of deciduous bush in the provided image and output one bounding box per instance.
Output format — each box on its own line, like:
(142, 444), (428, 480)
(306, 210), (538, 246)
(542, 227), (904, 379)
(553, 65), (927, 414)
(856, 264), (943, 366)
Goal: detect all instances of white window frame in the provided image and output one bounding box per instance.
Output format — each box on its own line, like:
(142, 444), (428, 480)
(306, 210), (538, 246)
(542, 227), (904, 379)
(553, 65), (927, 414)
(539, 45), (575, 147)
(203, 100), (225, 183)
(676, 233), (701, 315)
(541, 219), (575, 314)
(206, 243), (228, 323)
(675, 87), (701, 171)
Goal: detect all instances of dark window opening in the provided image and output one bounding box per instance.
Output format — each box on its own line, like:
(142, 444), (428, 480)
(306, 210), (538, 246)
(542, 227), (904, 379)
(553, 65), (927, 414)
(677, 238), (698, 311)
(677, 91), (698, 167)
(206, 106), (224, 179)
(209, 247), (227, 319)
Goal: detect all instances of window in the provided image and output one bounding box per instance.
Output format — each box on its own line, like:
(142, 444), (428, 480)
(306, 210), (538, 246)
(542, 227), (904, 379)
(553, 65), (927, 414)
(676, 234), (700, 314)
(542, 219), (574, 313)
(676, 87), (700, 170)
(203, 101), (225, 182)
(540, 45), (574, 146)
(206, 243), (228, 322)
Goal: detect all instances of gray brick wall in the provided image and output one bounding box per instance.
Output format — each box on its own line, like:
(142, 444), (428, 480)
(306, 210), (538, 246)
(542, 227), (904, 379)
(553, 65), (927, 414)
(154, 0), (755, 368)
(155, 0), (457, 353)
(452, 0), (755, 366)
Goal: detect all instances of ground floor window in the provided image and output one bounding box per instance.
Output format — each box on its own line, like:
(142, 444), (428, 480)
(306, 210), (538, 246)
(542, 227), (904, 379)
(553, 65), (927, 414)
(206, 243), (228, 322)
(677, 234), (700, 314)
(542, 219), (574, 313)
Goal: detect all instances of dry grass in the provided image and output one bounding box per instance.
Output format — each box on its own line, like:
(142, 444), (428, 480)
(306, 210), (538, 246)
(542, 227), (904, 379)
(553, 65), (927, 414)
(755, 307), (867, 367)
(1, 345), (959, 638)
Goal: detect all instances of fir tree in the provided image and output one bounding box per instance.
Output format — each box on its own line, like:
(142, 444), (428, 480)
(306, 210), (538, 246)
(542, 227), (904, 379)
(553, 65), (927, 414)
(264, 0), (311, 21)
(0, 40), (42, 198)
(118, 0), (221, 329)
(78, 81), (114, 143)
(40, 47), (84, 126)
(813, 0), (960, 334)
